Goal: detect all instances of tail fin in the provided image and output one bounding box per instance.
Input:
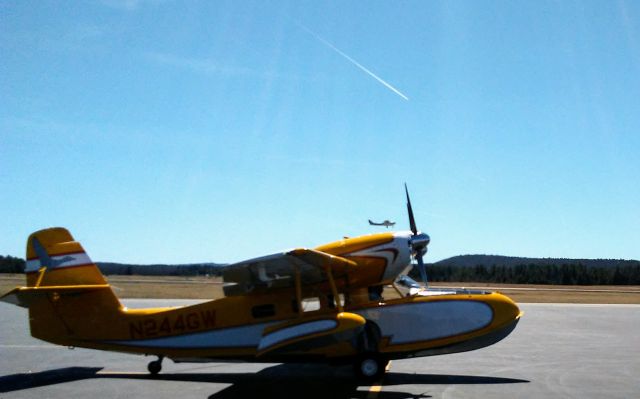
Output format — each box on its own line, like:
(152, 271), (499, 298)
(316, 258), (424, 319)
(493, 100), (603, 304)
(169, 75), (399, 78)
(1, 228), (122, 346)
(24, 227), (107, 287)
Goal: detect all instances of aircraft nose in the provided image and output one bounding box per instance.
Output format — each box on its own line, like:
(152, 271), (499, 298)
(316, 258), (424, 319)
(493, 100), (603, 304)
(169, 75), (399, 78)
(490, 293), (523, 326)
(410, 233), (430, 248)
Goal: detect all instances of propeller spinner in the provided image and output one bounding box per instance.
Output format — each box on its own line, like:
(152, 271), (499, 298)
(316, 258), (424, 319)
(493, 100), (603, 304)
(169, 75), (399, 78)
(405, 184), (431, 287)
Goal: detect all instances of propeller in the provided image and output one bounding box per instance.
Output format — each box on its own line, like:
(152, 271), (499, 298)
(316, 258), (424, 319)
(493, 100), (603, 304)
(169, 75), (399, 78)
(405, 183), (431, 287)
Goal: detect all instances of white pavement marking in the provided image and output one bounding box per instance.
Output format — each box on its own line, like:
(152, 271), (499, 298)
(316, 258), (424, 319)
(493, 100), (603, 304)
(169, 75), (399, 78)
(521, 303), (640, 307)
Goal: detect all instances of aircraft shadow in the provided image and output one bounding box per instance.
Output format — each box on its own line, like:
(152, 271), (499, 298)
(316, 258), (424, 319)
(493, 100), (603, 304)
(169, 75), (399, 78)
(0, 364), (528, 398)
(0, 367), (103, 393)
(385, 372), (529, 385)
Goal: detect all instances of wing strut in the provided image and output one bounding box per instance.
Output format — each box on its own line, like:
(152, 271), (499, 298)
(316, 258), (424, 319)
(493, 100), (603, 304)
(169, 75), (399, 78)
(294, 265), (303, 317)
(324, 264), (343, 312)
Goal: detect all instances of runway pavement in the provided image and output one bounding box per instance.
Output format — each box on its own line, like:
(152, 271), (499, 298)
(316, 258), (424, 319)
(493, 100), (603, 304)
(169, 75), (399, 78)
(1, 300), (639, 399)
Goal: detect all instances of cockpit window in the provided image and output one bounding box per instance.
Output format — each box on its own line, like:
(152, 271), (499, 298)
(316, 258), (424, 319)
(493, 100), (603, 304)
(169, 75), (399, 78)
(395, 275), (421, 296)
(396, 275), (420, 289)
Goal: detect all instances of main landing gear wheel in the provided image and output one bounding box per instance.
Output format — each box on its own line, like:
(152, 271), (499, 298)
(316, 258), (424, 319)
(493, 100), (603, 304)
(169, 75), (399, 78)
(353, 353), (388, 382)
(147, 356), (163, 375)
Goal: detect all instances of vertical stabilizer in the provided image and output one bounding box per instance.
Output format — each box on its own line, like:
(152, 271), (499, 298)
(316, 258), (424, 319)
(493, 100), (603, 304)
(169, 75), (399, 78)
(25, 227), (107, 287)
(0, 227), (123, 345)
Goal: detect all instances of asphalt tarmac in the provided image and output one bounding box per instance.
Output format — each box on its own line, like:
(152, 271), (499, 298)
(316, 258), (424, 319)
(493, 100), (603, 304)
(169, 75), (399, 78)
(1, 300), (638, 399)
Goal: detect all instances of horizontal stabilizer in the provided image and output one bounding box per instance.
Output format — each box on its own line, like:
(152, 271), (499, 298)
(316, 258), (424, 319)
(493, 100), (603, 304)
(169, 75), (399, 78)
(1, 285), (111, 308)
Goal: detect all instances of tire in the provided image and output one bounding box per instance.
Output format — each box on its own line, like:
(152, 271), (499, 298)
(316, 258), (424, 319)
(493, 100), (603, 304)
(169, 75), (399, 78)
(353, 353), (388, 382)
(147, 360), (162, 375)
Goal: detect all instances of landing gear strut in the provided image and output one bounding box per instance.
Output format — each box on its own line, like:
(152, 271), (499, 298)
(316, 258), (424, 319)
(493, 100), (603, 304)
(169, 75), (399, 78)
(147, 355), (164, 375)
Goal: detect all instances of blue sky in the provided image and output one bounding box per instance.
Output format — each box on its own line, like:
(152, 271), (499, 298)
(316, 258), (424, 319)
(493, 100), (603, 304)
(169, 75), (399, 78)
(1, 1), (639, 264)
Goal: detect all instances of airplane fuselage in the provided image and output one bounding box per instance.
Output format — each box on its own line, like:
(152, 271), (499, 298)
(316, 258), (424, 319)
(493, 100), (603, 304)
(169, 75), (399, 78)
(22, 231), (521, 365)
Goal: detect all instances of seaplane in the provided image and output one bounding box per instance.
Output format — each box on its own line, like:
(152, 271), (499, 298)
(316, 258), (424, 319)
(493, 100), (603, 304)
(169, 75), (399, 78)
(1, 186), (522, 381)
(368, 219), (396, 228)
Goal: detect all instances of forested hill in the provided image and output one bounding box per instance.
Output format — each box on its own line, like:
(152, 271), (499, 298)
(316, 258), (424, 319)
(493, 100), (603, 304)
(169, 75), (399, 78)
(422, 255), (640, 285)
(432, 255), (638, 269)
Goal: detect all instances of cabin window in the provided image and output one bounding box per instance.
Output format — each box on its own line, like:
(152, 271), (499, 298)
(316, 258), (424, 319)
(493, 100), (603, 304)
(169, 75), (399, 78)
(368, 285), (384, 301)
(299, 294), (345, 312)
(251, 304), (276, 318)
(301, 297), (321, 312)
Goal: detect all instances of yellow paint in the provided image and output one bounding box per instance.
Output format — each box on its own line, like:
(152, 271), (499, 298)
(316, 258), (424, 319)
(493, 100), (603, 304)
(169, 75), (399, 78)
(34, 267), (46, 287)
(367, 384), (382, 399)
(315, 232), (394, 255)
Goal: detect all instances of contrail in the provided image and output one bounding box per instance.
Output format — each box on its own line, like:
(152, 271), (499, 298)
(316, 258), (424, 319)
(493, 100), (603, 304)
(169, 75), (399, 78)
(296, 23), (409, 101)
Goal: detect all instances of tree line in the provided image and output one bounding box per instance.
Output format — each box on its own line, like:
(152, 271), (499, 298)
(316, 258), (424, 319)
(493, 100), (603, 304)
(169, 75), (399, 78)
(0, 256), (223, 276)
(0, 255), (25, 273)
(2, 254), (639, 285)
(411, 262), (640, 285)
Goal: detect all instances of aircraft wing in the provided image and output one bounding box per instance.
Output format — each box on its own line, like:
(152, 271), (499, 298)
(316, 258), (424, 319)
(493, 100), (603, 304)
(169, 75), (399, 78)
(222, 249), (357, 296)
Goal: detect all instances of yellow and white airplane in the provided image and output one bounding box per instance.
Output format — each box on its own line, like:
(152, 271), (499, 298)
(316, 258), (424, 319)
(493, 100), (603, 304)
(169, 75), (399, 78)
(1, 187), (522, 381)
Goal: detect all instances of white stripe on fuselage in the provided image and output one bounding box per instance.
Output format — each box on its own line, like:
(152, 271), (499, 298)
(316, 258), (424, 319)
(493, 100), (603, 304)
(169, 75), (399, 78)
(105, 322), (275, 349)
(347, 232), (412, 281)
(258, 319), (337, 351)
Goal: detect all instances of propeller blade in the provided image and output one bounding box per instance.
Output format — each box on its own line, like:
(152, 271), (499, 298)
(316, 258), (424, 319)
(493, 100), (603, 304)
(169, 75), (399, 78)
(405, 184), (429, 287)
(405, 183), (418, 235)
(416, 253), (428, 288)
